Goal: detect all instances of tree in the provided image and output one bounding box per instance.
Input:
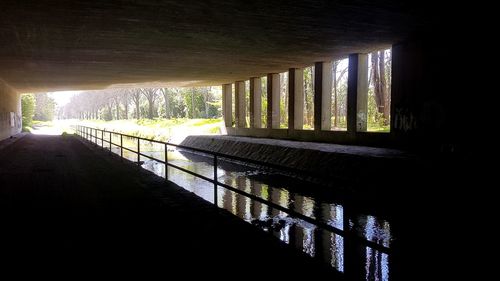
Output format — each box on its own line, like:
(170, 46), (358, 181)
(21, 94), (36, 127)
(160, 88), (170, 119)
(332, 59), (348, 128)
(112, 91), (120, 120)
(141, 88), (159, 119)
(130, 89), (142, 119)
(120, 89), (131, 119)
(280, 72), (288, 127)
(184, 87), (206, 119)
(33, 93), (55, 121)
(303, 66), (314, 128)
(370, 50), (390, 125)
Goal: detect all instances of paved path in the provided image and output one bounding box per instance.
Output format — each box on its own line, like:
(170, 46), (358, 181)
(0, 134), (338, 277)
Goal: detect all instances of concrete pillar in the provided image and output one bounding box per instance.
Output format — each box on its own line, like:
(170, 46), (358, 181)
(249, 77), (262, 128)
(234, 81), (246, 128)
(266, 74), (280, 129)
(314, 62), (333, 131)
(288, 68), (304, 130)
(347, 53), (368, 133)
(222, 84), (233, 127)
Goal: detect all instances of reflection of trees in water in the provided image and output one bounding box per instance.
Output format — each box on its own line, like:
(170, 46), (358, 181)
(365, 247), (388, 281)
(359, 216), (391, 281)
(116, 143), (391, 280)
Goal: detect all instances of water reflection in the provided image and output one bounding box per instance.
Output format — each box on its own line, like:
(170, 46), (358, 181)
(83, 132), (393, 280)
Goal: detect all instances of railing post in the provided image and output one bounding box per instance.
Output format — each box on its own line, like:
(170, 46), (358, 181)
(164, 143), (168, 180)
(101, 130), (104, 149)
(109, 131), (112, 153)
(213, 155), (218, 207)
(120, 134), (123, 160)
(137, 138), (140, 165)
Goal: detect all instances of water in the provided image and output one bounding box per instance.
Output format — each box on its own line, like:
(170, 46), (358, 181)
(88, 132), (393, 280)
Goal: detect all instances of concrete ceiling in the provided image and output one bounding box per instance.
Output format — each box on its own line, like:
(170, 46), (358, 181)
(1, 0), (432, 92)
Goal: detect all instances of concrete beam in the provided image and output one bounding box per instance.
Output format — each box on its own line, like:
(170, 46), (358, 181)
(314, 62), (333, 131)
(222, 84), (233, 127)
(234, 81), (246, 128)
(266, 74), (280, 129)
(347, 54), (368, 133)
(249, 77), (262, 128)
(288, 68), (304, 130)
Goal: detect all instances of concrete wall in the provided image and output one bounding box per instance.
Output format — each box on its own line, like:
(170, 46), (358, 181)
(390, 34), (469, 153)
(226, 127), (395, 148)
(0, 81), (21, 141)
(181, 135), (416, 195)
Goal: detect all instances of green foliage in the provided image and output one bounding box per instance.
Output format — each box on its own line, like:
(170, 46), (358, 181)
(303, 66), (315, 128)
(367, 86), (390, 132)
(279, 72), (288, 128)
(261, 76), (268, 127)
(261, 94), (268, 128)
(206, 101), (221, 118)
(191, 119), (221, 126)
(184, 88), (206, 118)
(21, 94), (36, 127)
(81, 118), (223, 142)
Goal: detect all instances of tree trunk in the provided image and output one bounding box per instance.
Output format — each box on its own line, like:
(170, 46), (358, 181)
(115, 99), (120, 120)
(378, 51), (389, 124)
(148, 97), (154, 119)
(333, 61), (338, 128)
(191, 87), (195, 118)
(108, 103), (113, 120)
(124, 102), (128, 120)
(136, 102), (140, 119)
(205, 87), (210, 118)
(371, 52), (384, 124)
(283, 77), (288, 124)
(163, 89), (170, 119)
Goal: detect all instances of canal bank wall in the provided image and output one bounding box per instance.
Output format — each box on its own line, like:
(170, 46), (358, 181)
(181, 135), (418, 196)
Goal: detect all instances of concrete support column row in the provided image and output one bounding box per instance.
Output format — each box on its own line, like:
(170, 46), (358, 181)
(223, 53), (369, 135)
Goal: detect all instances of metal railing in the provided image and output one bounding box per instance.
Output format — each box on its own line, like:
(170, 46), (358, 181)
(73, 125), (391, 255)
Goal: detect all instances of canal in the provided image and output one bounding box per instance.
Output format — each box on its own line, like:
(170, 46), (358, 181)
(92, 131), (393, 280)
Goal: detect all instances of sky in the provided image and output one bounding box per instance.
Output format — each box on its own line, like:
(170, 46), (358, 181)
(47, 91), (81, 107)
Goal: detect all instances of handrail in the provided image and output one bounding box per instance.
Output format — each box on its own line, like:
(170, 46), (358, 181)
(79, 126), (344, 182)
(73, 125), (391, 254)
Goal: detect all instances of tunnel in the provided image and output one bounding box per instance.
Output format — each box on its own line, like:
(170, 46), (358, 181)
(1, 1), (473, 279)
